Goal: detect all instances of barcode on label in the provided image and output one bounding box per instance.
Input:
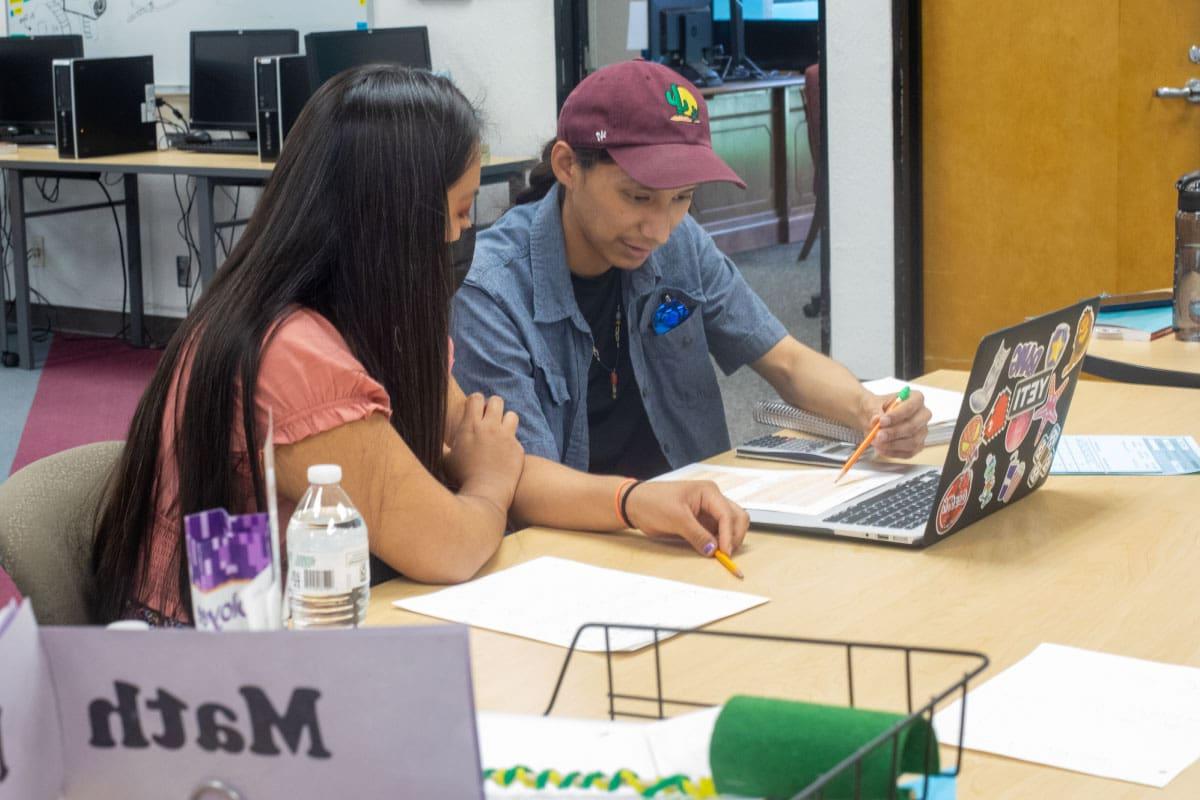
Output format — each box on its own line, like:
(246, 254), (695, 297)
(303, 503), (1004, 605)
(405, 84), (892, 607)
(302, 569), (333, 590)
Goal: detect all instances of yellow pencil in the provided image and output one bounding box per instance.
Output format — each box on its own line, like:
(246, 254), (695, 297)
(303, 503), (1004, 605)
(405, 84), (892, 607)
(713, 548), (744, 579)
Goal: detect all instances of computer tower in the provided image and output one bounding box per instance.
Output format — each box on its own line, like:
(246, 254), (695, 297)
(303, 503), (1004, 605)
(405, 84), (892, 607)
(52, 55), (156, 158)
(255, 54), (311, 162)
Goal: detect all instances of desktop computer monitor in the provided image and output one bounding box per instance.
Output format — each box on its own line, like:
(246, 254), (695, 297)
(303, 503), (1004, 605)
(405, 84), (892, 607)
(0, 35), (84, 132)
(190, 29), (300, 132)
(646, 0), (718, 86)
(304, 27), (431, 89)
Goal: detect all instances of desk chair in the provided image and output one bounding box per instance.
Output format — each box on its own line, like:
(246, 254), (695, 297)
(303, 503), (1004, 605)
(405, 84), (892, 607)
(0, 441), (121, 624)
(798, 63), (825, 319)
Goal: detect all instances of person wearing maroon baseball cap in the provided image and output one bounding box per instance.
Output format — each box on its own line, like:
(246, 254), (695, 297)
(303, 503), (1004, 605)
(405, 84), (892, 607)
(452, 60), (930, 484)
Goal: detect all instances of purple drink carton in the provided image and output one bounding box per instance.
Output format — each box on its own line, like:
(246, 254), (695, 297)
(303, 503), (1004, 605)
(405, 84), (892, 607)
(184, 509), (276, 631)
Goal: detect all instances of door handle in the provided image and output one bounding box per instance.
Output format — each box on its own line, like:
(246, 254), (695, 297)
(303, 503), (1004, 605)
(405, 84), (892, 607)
(1155, 78), (1200, 103)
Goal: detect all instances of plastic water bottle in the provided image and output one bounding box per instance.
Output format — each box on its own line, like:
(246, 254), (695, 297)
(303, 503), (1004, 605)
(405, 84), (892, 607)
(286, 464), (370, 628)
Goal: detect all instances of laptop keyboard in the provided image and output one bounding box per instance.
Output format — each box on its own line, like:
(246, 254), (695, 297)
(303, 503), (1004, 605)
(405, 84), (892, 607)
(826, 472), (940, 530)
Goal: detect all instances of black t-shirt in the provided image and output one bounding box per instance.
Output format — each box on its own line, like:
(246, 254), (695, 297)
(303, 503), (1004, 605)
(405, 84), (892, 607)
(570, 269), (671, 479)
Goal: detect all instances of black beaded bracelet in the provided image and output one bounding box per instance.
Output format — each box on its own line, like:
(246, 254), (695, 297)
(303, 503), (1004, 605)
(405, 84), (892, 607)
(619, 479), (644, 529)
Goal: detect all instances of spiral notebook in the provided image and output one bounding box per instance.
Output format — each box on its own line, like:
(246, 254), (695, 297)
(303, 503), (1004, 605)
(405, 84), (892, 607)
(751, 379), (962, 446)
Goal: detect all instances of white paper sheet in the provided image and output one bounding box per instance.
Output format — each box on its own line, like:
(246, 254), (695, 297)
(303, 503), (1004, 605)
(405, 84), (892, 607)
(1050, 435), (1200, 476)
(660, 462), (917, 518)
(394, 557), (768, 652)
(934, 643), (1200, 787)
(862, 378), (965, 427)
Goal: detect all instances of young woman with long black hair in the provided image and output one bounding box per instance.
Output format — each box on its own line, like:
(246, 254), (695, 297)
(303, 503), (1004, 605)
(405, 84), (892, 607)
(91, 65), (749, 627)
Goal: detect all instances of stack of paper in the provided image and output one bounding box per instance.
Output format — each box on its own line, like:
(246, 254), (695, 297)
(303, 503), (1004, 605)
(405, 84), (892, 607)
(394, 557), (768, 652)
(934, 643), (1200, 787)
(863, 378), (965, 446)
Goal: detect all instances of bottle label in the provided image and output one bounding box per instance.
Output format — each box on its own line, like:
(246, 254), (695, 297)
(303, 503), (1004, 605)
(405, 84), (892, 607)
(288, 545), (369, 596)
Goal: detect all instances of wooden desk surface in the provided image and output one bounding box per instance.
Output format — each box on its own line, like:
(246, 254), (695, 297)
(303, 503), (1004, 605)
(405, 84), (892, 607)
(366, 371), (1200, 798)
(1087, 335), (1200, 375)
(0, 145), (534, 180)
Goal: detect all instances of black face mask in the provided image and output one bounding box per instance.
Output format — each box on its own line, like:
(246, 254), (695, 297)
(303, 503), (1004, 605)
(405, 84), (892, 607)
(449, 227), (477, 291)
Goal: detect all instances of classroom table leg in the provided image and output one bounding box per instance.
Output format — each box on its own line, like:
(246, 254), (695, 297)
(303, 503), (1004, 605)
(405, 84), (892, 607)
(122, 173), (145, 347)
(6, 169), (33, 370)
(195, 175), (217, 288)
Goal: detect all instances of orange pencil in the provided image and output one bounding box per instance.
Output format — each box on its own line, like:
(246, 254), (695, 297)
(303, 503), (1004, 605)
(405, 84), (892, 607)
(713, 548), (744, 579)
(833, 386), (910, 484)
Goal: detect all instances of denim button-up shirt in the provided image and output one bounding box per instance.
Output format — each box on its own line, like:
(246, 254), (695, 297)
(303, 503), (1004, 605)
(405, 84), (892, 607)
(450, 185), (787, 473)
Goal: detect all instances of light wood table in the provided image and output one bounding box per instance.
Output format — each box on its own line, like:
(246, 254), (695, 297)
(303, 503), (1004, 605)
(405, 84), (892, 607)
(1086, 335), (1200, 382)
(0, 147), (534, 369)
(366, 371), (1200, 799)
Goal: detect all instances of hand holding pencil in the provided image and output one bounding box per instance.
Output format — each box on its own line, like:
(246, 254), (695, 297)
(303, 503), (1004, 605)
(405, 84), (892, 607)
(835, 386), (912, 484)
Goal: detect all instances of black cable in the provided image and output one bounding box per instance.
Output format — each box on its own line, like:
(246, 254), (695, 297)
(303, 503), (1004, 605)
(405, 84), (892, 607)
(155, 97), (190, 132)
(94, 176), (129, 339)
(215, 185), (243, 258)
(172, 174), (202, 309)
(34, 177), (61, 203)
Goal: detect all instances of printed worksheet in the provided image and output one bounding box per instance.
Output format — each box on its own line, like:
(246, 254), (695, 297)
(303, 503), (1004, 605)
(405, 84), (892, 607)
(394, 557), (768, 652)
(660, 462), (918, 517)
(1050, 435), (1200, 475)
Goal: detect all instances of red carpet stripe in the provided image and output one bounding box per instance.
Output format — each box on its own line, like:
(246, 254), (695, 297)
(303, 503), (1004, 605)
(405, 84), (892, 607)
(9, 337), (161, 474)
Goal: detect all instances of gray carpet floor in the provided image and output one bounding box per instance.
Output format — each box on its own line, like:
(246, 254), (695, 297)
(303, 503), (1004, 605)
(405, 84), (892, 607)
(717, 240), (822, 446)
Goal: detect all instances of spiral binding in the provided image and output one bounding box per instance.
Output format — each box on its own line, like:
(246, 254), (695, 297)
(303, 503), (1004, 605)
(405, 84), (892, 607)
(482, 766), (717, 797)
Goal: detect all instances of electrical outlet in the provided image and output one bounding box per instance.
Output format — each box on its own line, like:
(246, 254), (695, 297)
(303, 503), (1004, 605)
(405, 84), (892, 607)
(28, 235), (45, 269)
(176, 255), (191, 288)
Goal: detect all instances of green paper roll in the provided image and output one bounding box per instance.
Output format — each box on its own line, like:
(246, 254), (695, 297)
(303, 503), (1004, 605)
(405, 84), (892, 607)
(710, 696), (940, 800)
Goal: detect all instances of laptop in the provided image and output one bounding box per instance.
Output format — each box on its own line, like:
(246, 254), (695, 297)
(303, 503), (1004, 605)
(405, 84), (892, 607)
(745, 297), (1100, 547)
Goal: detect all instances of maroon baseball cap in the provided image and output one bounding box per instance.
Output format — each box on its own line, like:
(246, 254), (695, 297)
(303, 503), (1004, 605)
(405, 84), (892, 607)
(557, 60), (746, 190)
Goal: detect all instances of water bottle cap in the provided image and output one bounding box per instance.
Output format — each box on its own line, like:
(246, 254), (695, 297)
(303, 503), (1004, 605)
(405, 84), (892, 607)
(307, 464), (342, 485)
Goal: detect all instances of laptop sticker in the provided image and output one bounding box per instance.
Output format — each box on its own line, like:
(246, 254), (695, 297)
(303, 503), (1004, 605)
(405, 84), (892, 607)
(984, 388), (1010, 442)
(1005, 410), (1034, 453)
(1044, 323), (1070, 371)
(936, 469), (973, 535)
(969, 340), (1010, 414)
(978, 453), (997, 508)
(1009, 341), (1045, 380)
(958, 415), (984, 464)
(1032, 374), (1068, 435)
(998, 455), (1025, 503)
(1027, 424), (1062, 488)
(1062, 305), (1094, 378)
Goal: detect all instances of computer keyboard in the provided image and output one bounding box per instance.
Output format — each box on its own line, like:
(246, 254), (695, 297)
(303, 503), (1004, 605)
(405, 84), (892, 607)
(0, 133), (56, 146)
(174, 139), (259, 156)
(826, 471), (941, 530)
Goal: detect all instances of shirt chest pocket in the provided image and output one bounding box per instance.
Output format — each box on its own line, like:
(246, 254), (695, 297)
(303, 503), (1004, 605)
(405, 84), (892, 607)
(638, 290), (719, 407)
(533, 361), (572, 438)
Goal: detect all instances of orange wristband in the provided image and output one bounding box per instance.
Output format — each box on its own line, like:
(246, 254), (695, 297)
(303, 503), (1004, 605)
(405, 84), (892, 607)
(614, 478), (638, 529)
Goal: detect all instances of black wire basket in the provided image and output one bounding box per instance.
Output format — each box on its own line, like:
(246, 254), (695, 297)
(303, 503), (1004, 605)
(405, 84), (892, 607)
(543, 623), (989, 800)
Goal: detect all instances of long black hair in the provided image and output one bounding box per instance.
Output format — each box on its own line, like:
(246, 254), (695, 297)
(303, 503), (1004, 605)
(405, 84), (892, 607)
(515, 138), (613, 205)
(91, 65), (481, 624)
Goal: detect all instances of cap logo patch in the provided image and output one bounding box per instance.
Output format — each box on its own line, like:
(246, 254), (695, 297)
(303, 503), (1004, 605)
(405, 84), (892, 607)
(595, 129), (607, 142)
(665, 84), (701, 124)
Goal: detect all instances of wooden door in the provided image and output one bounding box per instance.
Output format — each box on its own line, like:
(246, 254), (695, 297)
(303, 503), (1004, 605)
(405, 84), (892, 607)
(922, 1), (1200, 369)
